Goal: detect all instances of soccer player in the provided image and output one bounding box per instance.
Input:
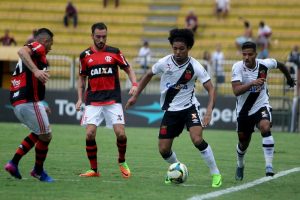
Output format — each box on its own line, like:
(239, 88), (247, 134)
(76, 22), (138, 178)
(231, 41), (296, 180)
(4, 28), (54, 182)
(125, 28), (222, 188)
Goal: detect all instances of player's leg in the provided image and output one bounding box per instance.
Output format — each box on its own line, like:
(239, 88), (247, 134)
(257, 107), (274, 176)
(235, 114), (255, 181)
(106, 103), (130, 178)
(79, 105), (101, 177)
(189, 126), (222, 187)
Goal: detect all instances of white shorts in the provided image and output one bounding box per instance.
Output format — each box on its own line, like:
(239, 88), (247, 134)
(14, 102), (51, 135)
(81, 103), (125, 128)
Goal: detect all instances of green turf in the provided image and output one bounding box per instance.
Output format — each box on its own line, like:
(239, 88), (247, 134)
(0, 122), (299, 200)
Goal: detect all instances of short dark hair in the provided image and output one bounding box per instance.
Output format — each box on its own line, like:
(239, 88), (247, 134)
(168, 28), (194, 48)
(34, 28), (53, 38)
(91, 22), (107, 33)
(242, 41), (256, 52)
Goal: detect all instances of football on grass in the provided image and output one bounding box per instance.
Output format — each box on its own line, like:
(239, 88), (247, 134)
(167, 162), (188, 184)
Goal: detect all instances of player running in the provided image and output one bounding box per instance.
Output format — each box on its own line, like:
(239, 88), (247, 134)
(231, 41), (296, 180)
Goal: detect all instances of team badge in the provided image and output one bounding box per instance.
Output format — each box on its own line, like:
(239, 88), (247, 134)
(105, 56), (112, 63)
(184, 70), (192, 80)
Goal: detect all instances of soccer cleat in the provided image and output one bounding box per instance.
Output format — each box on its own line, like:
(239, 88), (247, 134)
(235, 166), (244, 181)
(79, 169), (100, 177)
(30, 169), (54, 182)
(164, 175), (171, 184)
(4, 161), (22, 179)
(212, 174), (222, 188)
(265, 166), (275, 177)
(119, 162), (131, 178)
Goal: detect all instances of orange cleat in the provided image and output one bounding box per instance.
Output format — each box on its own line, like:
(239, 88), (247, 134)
(119, 162), (131, 178)
(79, 170), (100, 177)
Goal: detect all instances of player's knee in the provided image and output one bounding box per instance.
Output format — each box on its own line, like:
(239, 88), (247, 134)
(194, 139), (208, 151)
(86, 130), (96, 140)
(39, 132), (52, 142)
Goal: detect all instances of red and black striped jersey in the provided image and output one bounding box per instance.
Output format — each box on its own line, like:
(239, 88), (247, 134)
(79, 45), (130, 106)
(10, 42), (48, 106)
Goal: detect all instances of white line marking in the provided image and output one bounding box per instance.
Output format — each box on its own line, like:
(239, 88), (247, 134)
(187, 167), (300, 200)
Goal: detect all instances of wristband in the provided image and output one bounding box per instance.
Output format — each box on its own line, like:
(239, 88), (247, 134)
(132, 82), (138, 87)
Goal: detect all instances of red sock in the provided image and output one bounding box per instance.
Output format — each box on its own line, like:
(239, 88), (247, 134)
(117, 138), (127, 163)
(86, 139), (97, 171)
(12, 132), (38, 165)
(34, 139), (50, 173)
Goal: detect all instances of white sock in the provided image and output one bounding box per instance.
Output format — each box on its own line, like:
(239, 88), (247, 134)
(200, 145), (220, 175)
(262, 135), (274, 168)
(165, 151), (179, 164)
(236, 144), (246, 168)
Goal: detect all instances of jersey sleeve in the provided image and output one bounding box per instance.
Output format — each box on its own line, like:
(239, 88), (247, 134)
(79, 56), (87, 76)
(231, 63), (243, 82)
(194, 61), (210, 84)
(262, 58), (277, 69)
(115, 51), (130, 70)
(152, 58), (165, 75)
(27, 42), (48, 68)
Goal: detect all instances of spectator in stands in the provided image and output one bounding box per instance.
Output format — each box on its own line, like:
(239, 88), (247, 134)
(287, 45), (300, 94)
(137, 40), (152, 72)
(103, 0), (119, 8)
(185, 10), (198, 33)
(0, 29), (17, 46)
(215, 0), (230, 20)
(235, 19), (253, 53)
(211, 44), (225, 83)
(202, 51), (211, 71)
(26, 29), (37, 44)
(256, 21), (272, 59)
(63, 1), (78, 28)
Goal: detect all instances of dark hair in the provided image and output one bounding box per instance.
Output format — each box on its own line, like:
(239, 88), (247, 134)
(242, 41), (256, 52)
(168, 28), (194, 48)
(91, 22), (107, 33)
(34, 28), (53, 38)
(244, 21), (250, 28)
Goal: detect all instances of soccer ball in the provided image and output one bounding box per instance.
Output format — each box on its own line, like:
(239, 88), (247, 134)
(167, 162), (188, 184)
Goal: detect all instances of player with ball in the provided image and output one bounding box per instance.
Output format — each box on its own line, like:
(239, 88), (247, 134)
(126, 28), (222, 187)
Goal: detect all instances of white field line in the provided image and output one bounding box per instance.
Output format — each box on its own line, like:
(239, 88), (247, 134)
(187, 167), (300, 200)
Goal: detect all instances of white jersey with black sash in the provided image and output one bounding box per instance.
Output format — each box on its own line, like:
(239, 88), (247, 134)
(231, 58), (277, 117)
(152, 55), (211, 111)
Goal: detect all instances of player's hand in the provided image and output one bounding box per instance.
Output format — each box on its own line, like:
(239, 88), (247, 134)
(45, 106), (52, 116)
(125, 96), (137, 110)
(286, 78), (296, 88)
(76, 100), (82, 111)
(252, 78), (265, 86)
(201, 113), (212, 128)
(34, 69), (50, 84)
(128, 85), (138, 96)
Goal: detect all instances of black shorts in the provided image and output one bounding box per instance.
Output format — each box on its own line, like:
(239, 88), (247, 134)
(237, 106), (272, 133)
(159, 105), (202, 139)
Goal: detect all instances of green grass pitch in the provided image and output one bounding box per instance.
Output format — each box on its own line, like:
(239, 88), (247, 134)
(0, 122), (299, 200)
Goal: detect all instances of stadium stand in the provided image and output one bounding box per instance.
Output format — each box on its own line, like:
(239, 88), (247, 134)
(0, 0), (299, 96)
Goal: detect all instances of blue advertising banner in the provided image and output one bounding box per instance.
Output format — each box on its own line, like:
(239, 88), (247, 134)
(0, 89), (236, 129)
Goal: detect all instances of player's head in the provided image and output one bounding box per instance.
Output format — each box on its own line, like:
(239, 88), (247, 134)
(241, 41), (257, 68)
(34, 28), (54, 53)
(168, 28), (194, 64)
(91, 22), (107, 50)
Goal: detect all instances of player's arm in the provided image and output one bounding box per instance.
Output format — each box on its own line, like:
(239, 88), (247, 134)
(123, 66), (138, 95)
(125, 69), (154, 109)
(276, 61), (296, 87)
(231, 78), (265, 96)
(18, 46), (49, 83)
(202, 80), (216, 127)
(76, 75), (86, 111)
